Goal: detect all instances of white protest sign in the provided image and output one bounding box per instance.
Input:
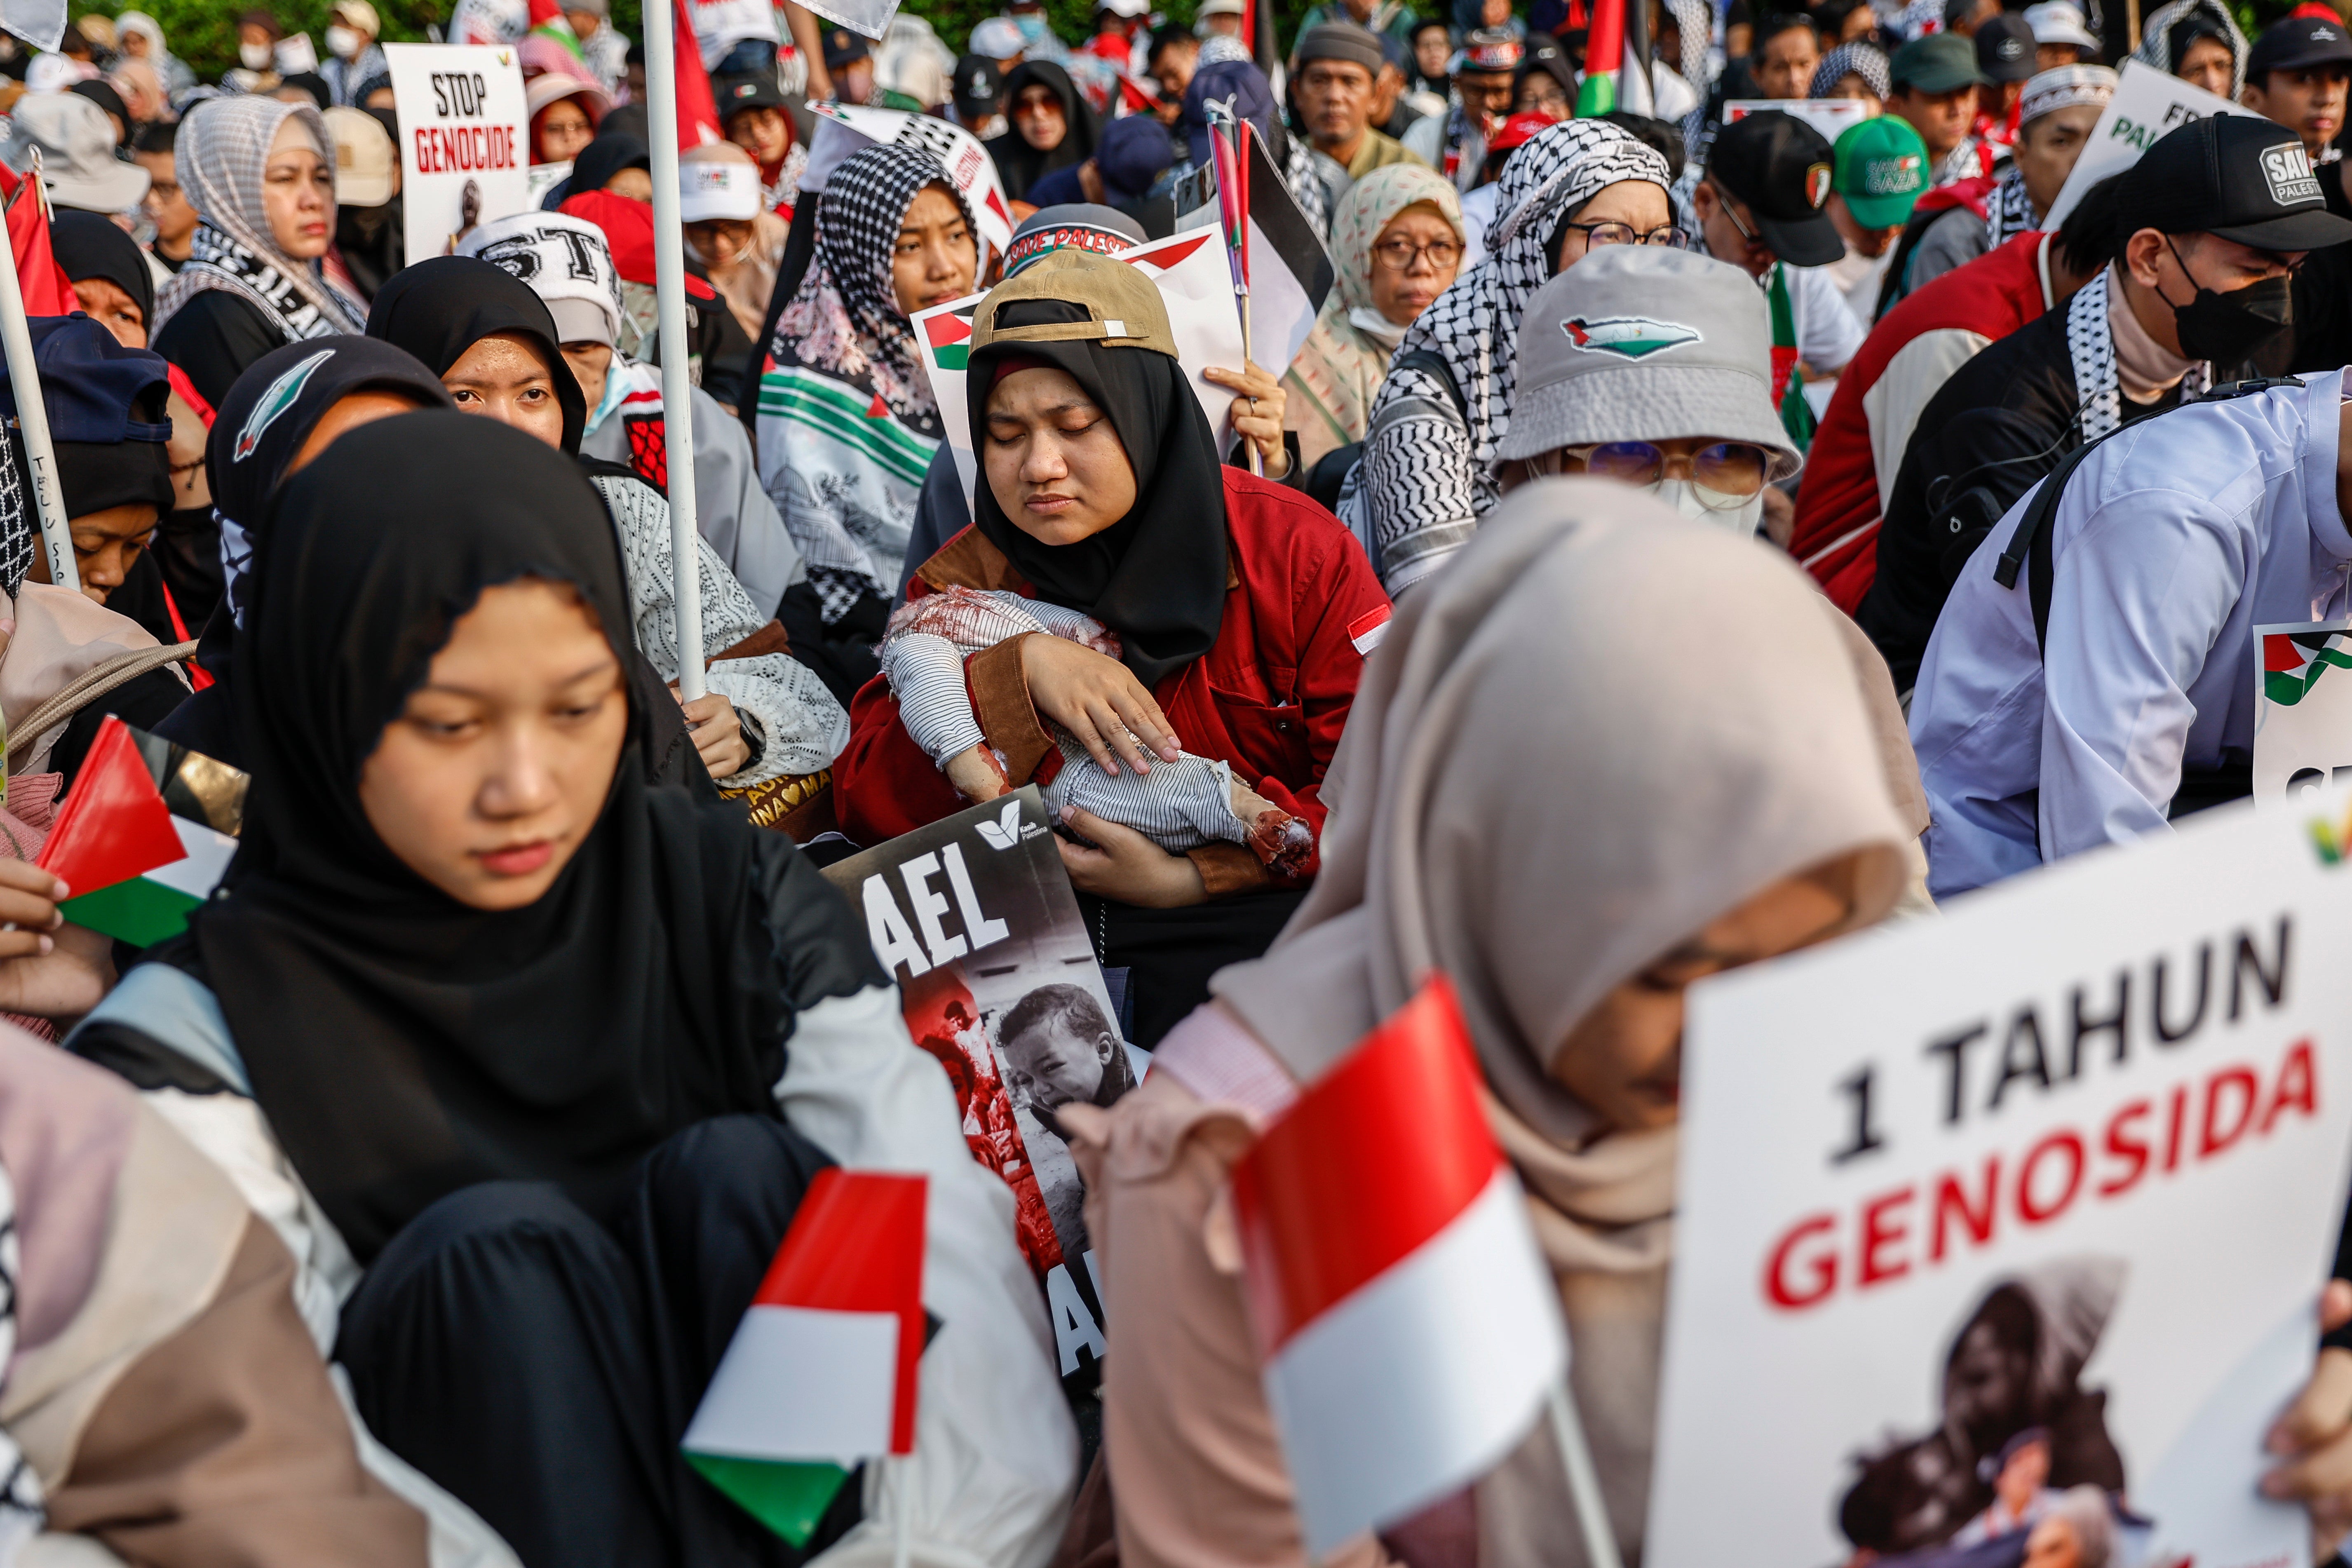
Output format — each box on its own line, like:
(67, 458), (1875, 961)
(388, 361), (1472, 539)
(1723, 97), (1875, 145)
(2255, 619), (2352, 807)
(2043, 58), (2260, 229)
(384, 43), (530, 263)
(912, 229), (1247, 513)
(802, 102), (1014, 258)
(1647, 793), (2352, 1566)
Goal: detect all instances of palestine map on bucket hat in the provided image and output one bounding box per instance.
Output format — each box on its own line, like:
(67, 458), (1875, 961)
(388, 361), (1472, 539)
(1708, 110), (1843, 267)
(2117, 113), (2352, 252)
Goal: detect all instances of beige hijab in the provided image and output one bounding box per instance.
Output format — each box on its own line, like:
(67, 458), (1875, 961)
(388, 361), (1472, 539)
(1213, 479), (1920, 1559)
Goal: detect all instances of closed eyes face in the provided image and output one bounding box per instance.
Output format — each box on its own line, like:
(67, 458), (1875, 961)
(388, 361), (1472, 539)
(442, 333), (566, 450)
(982, 363), (1138, 546)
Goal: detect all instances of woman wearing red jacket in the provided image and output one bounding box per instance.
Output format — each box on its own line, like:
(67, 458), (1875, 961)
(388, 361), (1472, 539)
(835, 252), (1390, 1045)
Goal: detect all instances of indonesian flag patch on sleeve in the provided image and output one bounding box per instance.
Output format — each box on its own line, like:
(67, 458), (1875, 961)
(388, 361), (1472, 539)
(1347, 604), (1392, 657)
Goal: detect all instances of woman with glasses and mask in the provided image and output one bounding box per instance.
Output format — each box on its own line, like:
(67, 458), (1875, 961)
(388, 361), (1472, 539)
(1345, 119), (1684, 594)
(1284, 164), (1467, 471)
(1496, 246), (1801, 538)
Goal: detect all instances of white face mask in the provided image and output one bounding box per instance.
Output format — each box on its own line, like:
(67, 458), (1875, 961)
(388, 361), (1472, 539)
(239, 40), (272, 69)
(1654, 478), (1766, 538)
(325, 24), (360, 58)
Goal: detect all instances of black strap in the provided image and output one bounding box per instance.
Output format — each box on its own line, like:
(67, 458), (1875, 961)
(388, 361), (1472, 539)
(1392, 347), (1468, 422)
(1995, 378), (2306, 656)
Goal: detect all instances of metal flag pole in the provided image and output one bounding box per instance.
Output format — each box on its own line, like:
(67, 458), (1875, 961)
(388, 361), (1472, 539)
(1205, 99), (1262, 477)
(890, 1455), (913, 1568)
(642, 0), (706, 702)
(1548, 1383), (1626, 1568)
(0, 159), (76, 592)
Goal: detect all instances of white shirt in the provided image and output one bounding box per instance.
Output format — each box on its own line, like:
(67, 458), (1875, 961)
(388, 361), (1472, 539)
(1783, 258), (1866, 376)
(690, 0), (778, 67)
(1908, 371), (2352, 898)
(1820, 241), (1892, 331)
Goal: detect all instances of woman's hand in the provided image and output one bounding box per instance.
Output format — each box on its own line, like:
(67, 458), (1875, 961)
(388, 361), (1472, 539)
(1056, 806), (1207, 907)
(672, 686), (751, 780)
(2264, 1279), (2352, 1558)
(1204, 363), (1293, 479)
(1020, 634), (1182, 778)
(0, 861), (114, 1021)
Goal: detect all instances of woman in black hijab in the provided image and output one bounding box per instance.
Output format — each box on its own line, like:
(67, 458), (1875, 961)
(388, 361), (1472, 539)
(70, 412), (1071, 1567)
(835, 253), (1392, 1045)
(366, 254), (588, 451)
(548, 125), (653, 207)
(51, 209), (154, 346)
(152, 335), (455, 767)
(984, 60), (1099, 202)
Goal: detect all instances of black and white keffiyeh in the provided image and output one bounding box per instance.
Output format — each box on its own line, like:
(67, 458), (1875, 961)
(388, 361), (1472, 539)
(1197, 34), (1253, 66)
(2066, 265), (2209, 442)
(153, 96), (367, 341)
(758, 144), (968, 622)
(1985, 165), (2037, 246)
(0, 1163), (42, 1565)
(1811, 41), (1890, 99)
(0, 418), (31, 602)
(1935, 135), (1991, 186)
(2134, 0), (2247, 97)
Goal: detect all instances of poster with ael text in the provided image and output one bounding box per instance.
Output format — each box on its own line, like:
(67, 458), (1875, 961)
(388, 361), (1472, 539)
(1647, 793), (2352, 1568)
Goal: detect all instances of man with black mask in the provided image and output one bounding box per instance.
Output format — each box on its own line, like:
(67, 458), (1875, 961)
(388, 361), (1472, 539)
(1861, 114), (2337, 693)
(1902, 114), (2352, 899)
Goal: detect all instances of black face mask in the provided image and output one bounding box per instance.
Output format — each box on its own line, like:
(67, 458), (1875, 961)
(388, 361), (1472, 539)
(2161, 236), (2294, 365)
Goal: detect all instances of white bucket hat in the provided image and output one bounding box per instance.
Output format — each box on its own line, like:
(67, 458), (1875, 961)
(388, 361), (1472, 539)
(1, 94), (149, 213)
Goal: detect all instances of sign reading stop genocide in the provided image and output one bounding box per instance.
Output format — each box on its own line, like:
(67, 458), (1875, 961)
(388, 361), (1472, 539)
(384, 42), (530, 264)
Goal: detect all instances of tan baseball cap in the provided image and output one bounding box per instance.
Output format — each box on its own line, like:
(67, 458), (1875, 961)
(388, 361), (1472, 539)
(324, 105), (394, 208)
(971, 250), (1177, 359)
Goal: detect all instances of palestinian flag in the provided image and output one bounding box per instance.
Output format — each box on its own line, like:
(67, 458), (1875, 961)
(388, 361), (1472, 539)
(923, 309), (974, 373)
(39, 717), (246, 948)
(2265, 630), (2352, 706)
(525, 0), (584, 61)
(1576, 0), (1624, 115)
(683, 1170), (927, 1545)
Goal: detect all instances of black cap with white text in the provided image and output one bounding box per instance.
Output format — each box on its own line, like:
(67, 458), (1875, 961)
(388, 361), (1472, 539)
(2115, 113), (2352, 252)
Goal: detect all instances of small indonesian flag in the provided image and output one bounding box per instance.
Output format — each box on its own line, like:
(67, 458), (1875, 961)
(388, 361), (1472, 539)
(1347, 605), (1392, 657)
(1233, 976), (1565, 1556)
(924, 310), (974, 372)
(683, 1170), (927, 1545)
(42, 717), (244, 948)
(2266, 629), (2352, 707)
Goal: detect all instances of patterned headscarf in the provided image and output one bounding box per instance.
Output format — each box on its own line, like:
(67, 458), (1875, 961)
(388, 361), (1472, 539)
(0, 1161), (38, 1556)
(152, 96), (367, 341)
(1812, 40), (1890, 99)
(1985, 163), (2037, 244)
(2135, 0), (2247, 96)
(1197, 33), (1253, 66)
(759, 144), (975, 619)
(0, 419), (30, 601)
(1380, 120), (1672, 469)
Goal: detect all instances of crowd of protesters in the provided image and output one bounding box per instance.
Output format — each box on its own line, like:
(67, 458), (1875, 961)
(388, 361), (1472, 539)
(2, 0), (2352, 1562)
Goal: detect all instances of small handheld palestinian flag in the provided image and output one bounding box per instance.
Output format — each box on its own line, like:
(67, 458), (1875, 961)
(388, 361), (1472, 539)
(922, 309), (972, 373)
(525, 0), (584, 61)
(683, 1170), (927, 1545)
(1576, 0), (1625, 115)
(2266, 628), (2352, 706)
(38, 716), (245, 948)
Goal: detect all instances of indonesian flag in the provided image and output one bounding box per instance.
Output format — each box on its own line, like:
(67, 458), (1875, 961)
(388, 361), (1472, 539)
(2265, 629), (2352, 707)
(40, 718), (242, 948)
(1233, 977), (1565, 1556)
(0, 159), (75, 317)
(683, 1170), (927, 1545)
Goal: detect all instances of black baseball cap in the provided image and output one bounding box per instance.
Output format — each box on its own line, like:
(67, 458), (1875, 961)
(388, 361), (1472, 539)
(824, 27), (869, 68)
(1708, 110), (1843, 266)
(954, 53), (1003, 119)
(716, 71), (787, 120)
(2117, 113), (2352, 251)
(1975, 13), (2036, 82)
(2247, 14), (2352, 77)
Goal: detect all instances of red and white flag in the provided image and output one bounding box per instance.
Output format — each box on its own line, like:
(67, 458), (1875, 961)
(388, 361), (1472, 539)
(1232, 976), (1565, 1556)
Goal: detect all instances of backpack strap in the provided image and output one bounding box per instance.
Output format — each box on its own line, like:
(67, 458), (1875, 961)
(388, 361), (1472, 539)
(1390, 347), (1468, 423)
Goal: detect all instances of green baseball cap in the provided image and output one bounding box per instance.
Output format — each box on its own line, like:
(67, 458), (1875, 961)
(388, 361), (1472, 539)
(1833, 115), (1928, 229)
(1890, 32), (1989, 92)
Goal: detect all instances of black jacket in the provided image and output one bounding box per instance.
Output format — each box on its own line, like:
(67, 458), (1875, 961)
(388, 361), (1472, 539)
(1859, 302), (2181, 690)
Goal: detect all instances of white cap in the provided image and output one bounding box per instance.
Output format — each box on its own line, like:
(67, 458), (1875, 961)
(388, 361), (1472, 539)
(2023, 1), (2099, 49)
(456, 211), (625, 348)
(1099, 0), (1149, 16)
(678, 141), (762, 221)
(2019, 60), (2116, 123)
(324, 104), (395, 207)
(969, 17), (1025, 57)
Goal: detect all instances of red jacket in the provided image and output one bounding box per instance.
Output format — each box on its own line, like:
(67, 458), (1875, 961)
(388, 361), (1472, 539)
(836, 469), (1391, 894)
(1789, 230), (2052, 612)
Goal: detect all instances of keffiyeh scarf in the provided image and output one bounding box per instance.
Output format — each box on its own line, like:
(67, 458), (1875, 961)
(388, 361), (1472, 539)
(1935, 135), (1991, 186)
(2135, 0), (2247, 96)
(0, 1164), (41, 1566)
(2066, 265), (2208, 442)
(1811, 40), (1890, 99)
(1985, 164), (2037, 246)
(758, 144), (968, 622)
(152, 97), (367, 341)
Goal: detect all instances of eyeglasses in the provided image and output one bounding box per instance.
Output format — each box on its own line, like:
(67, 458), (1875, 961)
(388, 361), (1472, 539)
(1557, 219), (1691, 250)
(1533, 440), (1771, 502)
(1709, 181), (1768, 251)
(1371, 236), (1464, 272)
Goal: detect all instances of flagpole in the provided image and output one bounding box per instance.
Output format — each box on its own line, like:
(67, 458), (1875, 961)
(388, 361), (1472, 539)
(0, 166), (75, 592)
(890, 1455), (913, 1568)
(1547, 1384), (1624, 1568)
(642, 0), (705, 701)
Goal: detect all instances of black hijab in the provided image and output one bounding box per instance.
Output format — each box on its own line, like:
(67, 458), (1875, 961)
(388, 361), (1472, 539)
(51, 209), (154, 330)
(364, 256), (588, 453)
(183, 412), (882, 1262)
(568, 127), (651, 198)
(984, 61), (1100, 202)
(968, 298), (1227, 690)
